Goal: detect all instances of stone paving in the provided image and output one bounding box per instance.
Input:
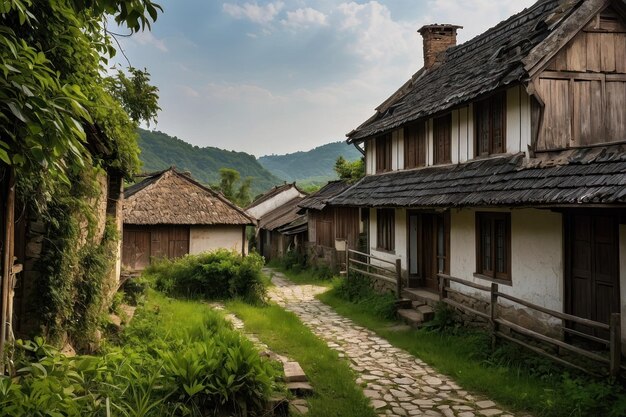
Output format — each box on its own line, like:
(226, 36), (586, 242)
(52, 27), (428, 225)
(263, 268), (528, 417)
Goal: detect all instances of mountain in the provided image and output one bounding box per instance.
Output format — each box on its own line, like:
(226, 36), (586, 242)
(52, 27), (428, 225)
(136, 129), (283, 196)
(258, 141), (362, 185)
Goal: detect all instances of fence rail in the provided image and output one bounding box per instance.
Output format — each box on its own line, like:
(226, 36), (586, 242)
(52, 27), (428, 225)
(437, 273), (622, 377)
(346, 248), (402, 298)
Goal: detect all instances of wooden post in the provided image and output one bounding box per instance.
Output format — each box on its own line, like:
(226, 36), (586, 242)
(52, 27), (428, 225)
(395, 259), (402, 299)
(438, 275), (445, 301)
(610, 313), (621, 377)
(0, 169), (15, 375)
(345, 243), (350, 277)
(490, 283), (499, 350)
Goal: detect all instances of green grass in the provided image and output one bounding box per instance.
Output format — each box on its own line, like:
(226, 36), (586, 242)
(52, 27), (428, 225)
(267, 263), (334, 287)
(137, 289), (224, 338)
(226, 300), (376, 417)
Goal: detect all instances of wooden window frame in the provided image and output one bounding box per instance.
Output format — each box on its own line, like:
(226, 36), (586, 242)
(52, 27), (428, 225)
(474, 92), (507, 157)
(375, 133), (392, 173)
(376, 208), (395, 252)
(433, 114), (452, 165)
(404, 121), (427, 169)
(475, 212), (511, 283)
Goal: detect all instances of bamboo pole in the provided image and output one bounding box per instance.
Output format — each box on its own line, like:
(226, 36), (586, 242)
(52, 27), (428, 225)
(0, 169), (15, 375)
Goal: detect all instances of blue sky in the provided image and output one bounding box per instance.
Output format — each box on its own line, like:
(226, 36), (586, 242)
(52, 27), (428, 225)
(115, 0), (536, 157)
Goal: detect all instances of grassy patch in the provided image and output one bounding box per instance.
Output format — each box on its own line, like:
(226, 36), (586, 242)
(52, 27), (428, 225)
(226, 300), (376, 417)
(318, 288), (626, 417)
(267, 262), (334, 287)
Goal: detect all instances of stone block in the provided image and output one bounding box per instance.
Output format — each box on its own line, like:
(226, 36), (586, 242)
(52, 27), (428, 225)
(287, 382), (314, 396)
(284, 361), (307, 382)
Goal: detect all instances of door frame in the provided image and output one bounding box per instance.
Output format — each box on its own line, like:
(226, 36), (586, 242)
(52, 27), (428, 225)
(406, 210), (450, 291)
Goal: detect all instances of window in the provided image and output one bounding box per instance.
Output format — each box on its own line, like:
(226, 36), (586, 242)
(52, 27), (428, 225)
(377, 209), (395, 251)
(376, 133), (392, 173)
(476, 212), (511, 281)
(433, 114), (452, 165)
(404, 122), (426, 169)
(475, 92), (506, 156)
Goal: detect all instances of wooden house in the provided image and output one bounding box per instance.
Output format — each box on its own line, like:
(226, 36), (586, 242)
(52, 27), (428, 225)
(329, 0), (626, 363)
(246, 182), (305, 220)
(122, 168), (253, 271)
(297, 180), (362, 271)
(256, 196), (307, 261)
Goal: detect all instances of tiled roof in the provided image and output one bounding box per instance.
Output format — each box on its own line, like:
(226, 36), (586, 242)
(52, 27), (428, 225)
(258, 196), (306, 231)
(329, 146), (626, 208)
(123, 169), (253, 225)
(298, 180), (352, 212)
(349, 0), (577, 141)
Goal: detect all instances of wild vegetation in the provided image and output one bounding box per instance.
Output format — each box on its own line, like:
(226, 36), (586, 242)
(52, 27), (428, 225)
(146, 250), (267, 304)
(0, 291), (280, 417)
(318, 272), (626, 417)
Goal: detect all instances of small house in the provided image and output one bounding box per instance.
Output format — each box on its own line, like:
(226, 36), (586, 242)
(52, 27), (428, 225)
(122, 168), (253, 271)
(256, 196), (307, 261)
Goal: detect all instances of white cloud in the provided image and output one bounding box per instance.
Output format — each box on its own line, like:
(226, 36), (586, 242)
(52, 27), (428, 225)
(282, 7), (328, 28)
(334, 2), (419, 63)
(131, 30), (168, 52)
(222, 1), (284, 25)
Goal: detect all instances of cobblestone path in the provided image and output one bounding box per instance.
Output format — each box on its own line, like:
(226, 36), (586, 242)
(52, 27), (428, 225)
(265, 268), (526, 417)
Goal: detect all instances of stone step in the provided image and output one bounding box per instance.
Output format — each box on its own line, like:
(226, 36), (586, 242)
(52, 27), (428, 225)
(402, 288), (440, 307)
(284, 361), (307, 383)
(416, 304), (435, 321)
(287, 381), (314, 397)
(395, 298), (413, 309)
(397, 309), (425, 328)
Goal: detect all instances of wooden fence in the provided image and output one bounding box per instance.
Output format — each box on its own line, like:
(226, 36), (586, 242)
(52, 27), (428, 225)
(346, 248), (402, 298)
(438, 273), (623, 377)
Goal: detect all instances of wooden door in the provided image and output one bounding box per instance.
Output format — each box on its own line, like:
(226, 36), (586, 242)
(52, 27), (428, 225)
(407, 212), (450, 291)
(168, 226), (189, 259)
(566, 214), (619, 338)
(122, 229), (151, 271)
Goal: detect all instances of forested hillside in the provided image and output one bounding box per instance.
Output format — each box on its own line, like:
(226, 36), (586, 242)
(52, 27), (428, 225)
(137, 129), (283, 196)
(258, 142), (362, 186)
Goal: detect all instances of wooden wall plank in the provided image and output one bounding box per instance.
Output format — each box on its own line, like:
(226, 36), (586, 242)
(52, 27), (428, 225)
(606, 81), (626, 141)
(601, 33), (616, 72)
(566, 33), (587, 72)
(587, 33), (602, 72)
(615, 34), (626, 73)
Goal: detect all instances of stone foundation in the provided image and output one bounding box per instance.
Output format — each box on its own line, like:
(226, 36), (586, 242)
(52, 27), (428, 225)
(306, 243), (340, 273)
(448, 291), (563, 339)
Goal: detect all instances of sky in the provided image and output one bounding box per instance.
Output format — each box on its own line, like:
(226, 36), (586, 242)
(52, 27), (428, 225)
(114, 0), (537, 157)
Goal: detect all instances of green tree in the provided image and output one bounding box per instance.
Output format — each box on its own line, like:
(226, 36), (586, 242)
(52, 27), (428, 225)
(218, 168), (252, 207)
(334, 156), (365, 183)
(1, 0), (162, 204)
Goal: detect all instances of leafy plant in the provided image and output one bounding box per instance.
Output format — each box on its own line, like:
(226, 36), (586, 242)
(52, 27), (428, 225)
(147, 250), (267, 304)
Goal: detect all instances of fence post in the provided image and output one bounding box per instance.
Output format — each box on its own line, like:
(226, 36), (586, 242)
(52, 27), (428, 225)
(490, 283), (499, 350)
(395, 259), (402, 299)
(438, 275), (445, 301)
(345, 243), (350, 277)
(610, 313), (621, 377)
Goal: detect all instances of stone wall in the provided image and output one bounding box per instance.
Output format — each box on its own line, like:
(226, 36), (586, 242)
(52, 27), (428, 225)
(306, 243), (340, 273)
(447, 291), (563, 339)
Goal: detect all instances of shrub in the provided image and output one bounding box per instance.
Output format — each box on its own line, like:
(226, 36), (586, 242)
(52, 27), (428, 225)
(332, 272), (397, 320)
(2, 308), (280, 417)
(121, 276), (149, 306)
(147, 250), (266, 303)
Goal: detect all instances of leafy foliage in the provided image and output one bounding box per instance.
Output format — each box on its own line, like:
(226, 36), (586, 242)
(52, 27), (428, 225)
(331, 272), (396, 320)
(108, 67), (160, 126)
(0, 302), (279, 417)
(217, 167), (252, 207)
(147, 250), (267, 304)
(258, 141), (362, 183)
(334, 156), (365, 182)
(136, 128), (283, 196)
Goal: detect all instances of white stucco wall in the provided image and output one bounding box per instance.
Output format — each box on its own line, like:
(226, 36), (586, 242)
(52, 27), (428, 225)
(189, 225), (246, 255)
(506, 85), (532, 157)
(366, 140), (375, 175)
(449, 208), (563, 311)
(368, 208), (407, 270)
(246, 187), (303, 220)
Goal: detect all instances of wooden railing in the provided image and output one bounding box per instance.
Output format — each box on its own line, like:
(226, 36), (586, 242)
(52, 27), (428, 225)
(438, 273), (622, 377)
(346, 249), (402, 298)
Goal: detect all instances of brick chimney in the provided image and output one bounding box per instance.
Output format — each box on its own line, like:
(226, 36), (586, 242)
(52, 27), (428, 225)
(418, 24), (462, 69)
